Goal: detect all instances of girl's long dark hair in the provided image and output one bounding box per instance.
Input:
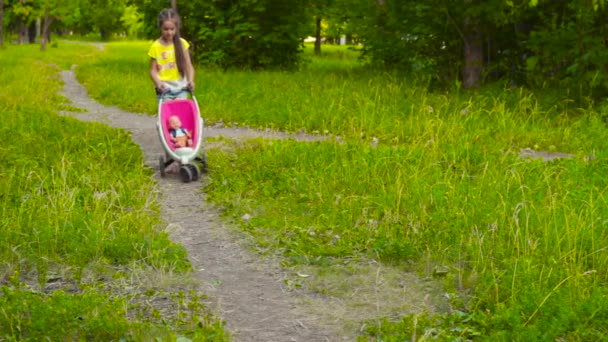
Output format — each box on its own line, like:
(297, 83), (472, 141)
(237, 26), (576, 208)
(158, 8), (187, 77)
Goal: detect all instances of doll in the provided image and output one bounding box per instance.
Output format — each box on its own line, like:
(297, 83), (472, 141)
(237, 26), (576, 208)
(168, 115), (192, 148)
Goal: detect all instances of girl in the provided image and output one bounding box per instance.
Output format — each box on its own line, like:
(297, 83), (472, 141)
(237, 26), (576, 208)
(148, 8), (195, 100)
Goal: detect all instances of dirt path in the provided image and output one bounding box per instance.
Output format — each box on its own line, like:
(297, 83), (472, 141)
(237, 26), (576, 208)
(58, 66), (340, 341)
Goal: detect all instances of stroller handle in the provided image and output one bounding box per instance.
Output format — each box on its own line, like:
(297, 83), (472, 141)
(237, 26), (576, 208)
(158, 86), (193, 95)
(157, 86), (195, 105)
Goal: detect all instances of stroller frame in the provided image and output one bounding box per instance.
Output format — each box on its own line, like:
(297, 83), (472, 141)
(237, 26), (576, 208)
(156, 91), (208, 182)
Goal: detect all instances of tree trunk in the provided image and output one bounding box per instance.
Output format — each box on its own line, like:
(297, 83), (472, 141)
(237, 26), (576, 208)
(17, 17), (28, 44)
(463, 16), (483, 88)
(171, 0), (177, 12)
(0, 0), (4, 46)
(314, 16), (321, 55)
(28, 21), (36, 43)
(17, 0), (28, 43)
(40, 8), (53, 51)
(376, 0), (386, 31)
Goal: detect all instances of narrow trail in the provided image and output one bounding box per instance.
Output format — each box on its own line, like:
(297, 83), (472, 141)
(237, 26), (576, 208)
(58, 66), (341, 342)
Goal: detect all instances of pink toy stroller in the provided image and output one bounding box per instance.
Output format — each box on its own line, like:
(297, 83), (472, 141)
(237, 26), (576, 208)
(157, 92), (207, 182)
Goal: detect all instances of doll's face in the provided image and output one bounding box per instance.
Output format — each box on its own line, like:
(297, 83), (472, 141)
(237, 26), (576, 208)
(169, 116), (181, 129)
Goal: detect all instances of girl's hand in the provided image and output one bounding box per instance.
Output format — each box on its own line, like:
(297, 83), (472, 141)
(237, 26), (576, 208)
(187, 80), (195, 90)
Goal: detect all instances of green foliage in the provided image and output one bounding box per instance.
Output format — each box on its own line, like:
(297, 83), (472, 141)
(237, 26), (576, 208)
(193, 54), (606, 339)
(3, 0), (130, 41)
(120, 4), (144, 38)
(5, 0), (608, 99)
(89, 0), (125, 40)
(0, 284), (134, 340)
(0, 44), (189, 275)
(0, 43), (226, 342)
(47, 40), (608, 340)
(204, 115), (608, 340)
(76, 41), (154, 113)
(189, 0), (309, 69)
(362, 290), (608, 340)
(0, 277), (228, 341)
(523, 2), (608, 98)
(5, 0), (606, 101)
(134, 0), (310, 69)
(329, 0), (608, 98)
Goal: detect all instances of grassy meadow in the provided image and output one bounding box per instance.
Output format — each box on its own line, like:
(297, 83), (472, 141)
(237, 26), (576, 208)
(3, 39), (608, 340)
(0, 44), (227, 341)
(75, 41), (608, 340)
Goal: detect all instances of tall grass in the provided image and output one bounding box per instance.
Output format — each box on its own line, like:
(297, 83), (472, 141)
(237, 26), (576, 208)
(0, 43), (226, 340)
(205, 128), (608, 340)
(74, 41), (608, 339)
(0, 43), (188, 280)
(78, 42), (587, 150)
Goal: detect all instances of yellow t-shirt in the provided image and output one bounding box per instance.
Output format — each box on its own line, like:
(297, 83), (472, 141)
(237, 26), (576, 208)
(148, 38), (191, 81)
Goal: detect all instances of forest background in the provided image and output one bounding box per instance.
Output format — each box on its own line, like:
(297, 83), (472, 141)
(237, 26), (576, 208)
(3, 0), (608, 97)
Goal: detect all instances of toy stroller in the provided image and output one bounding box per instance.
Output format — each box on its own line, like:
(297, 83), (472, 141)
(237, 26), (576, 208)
(156, 89), (208, 182)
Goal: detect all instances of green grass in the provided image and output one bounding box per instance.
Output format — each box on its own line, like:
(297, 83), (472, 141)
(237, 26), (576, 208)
(204, 137), (608, 339)
(77, 42), (591, 151)
(0, 43), (226, 341)
(24, 40), (608, 339)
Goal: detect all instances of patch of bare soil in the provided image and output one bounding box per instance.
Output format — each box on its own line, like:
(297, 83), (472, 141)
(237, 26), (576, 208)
(58, 66), (447, 341)
(518, 147), (576, 161)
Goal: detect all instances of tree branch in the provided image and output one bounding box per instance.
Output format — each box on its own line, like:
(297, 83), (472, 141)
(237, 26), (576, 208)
(444, 8), (468, 49)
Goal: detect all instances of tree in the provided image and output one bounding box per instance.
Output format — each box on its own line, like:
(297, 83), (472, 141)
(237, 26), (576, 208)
(520, 0), (608, 96)
(191, 0), (309, 70)
(307, 0), (336, 55)
(347, 0), (608, 94)
(120, 4), (143, 38)
(40, 5), (51, 49)
(90, 0), (125, 40)
(0, 0), (5, 46)
(348, 0), (519, 87)
(12, 0), (34, 44)
(38, 0), (79, 50)
(461, 8), (483, 87)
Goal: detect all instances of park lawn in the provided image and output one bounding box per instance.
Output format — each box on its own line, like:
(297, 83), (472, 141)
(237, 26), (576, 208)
(0, 43), (226, 341)
(75, 41), (608, 339)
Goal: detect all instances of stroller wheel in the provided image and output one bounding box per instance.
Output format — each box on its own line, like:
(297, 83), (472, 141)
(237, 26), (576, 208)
(179, 165), (193, 183)
(186, 164), (201, 181)
(197, 152), (209, 173)
(159, 155), (166, 178)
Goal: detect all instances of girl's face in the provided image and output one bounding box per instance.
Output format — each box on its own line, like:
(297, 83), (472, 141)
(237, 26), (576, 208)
(160, 20), (177, 43)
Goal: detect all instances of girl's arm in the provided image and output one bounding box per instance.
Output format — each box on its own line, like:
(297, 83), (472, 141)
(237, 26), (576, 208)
(184, 49), (195, 89)
(150, 58), (164, 90)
